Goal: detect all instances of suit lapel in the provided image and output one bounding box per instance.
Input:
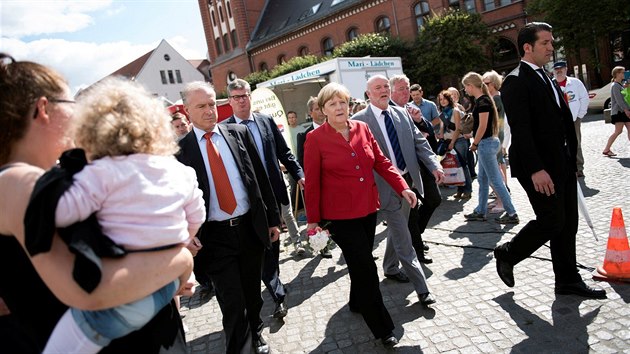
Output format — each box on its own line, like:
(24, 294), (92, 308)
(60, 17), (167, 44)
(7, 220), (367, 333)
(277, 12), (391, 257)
(363, 109), (391, 160)
(217, 124), (243, 168)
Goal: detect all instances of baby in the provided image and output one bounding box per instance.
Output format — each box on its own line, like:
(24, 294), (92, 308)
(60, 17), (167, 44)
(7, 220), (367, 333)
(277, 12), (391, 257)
(43, 77), (205, 353)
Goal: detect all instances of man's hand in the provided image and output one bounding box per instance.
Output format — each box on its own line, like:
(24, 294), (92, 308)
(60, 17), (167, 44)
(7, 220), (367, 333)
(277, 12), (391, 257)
(297, 178), (305, 189)
(531, 170), (555, 196)
(405, 104), (423, 123)
(269, 226), (280, 242)
(433, 169), (445, 184)
(186, 237), (202, 257)
(401, 189), (418, 208)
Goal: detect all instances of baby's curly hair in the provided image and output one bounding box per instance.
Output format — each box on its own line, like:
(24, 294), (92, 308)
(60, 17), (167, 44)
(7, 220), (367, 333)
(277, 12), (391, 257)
(74, 77), (178, 160)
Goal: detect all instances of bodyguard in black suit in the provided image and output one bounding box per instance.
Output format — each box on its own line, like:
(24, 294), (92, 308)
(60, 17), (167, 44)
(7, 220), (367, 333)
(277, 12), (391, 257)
(223, 79), (305, 319)
(495, 22), (605, 299)
(178, 81), (281, 354)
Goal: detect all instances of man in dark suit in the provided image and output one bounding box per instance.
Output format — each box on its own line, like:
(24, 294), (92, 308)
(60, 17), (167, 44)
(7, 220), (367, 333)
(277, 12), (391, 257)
(296, 96), (332, 258)
(496, 22), (606, 299)
(223, 79), (305, 319)
(178, 81), (281, 354)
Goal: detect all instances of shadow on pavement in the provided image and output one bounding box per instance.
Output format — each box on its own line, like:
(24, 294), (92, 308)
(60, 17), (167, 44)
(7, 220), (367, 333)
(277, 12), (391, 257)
(494, 292), (599, 353)
(578, 178), (600, 198)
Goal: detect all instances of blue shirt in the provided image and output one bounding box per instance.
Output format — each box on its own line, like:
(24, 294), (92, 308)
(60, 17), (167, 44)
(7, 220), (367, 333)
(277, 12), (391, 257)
(192, 125), (250, 221)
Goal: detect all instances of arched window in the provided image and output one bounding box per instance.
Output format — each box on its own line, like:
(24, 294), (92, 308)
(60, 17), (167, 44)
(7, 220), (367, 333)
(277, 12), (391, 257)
(223, 33), (230, 51)
(277, 54), (286, 64)
(347, 27), (359, 41)
(211, 10), (216, 26)
(298, 46), (309, 56)
(218, 5), (224, 22)
(226, 1), (232, 17)
(492, 37), (519, 64)
(322, 37), (334, 56)
(259, 62), (269, 71)
(215, 37), (223, 55)
(231, 29), (238, 47)
(375, 16), (391, 34)
(414, 2), (430, 31)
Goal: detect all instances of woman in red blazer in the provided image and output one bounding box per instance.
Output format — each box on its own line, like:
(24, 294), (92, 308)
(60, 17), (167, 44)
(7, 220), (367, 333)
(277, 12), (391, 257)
(304, 82), (416, 348)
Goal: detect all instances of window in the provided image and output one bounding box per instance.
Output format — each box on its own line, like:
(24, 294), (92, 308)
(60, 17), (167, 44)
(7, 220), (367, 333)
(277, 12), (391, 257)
(160, 70), (167, 85)
(376, 17), (390, 34)
(414, 2), (430, 31)
(211, 10), (216, 26)
(322, 37), (334, 56)
(347, 27), (359, 41)
(215, 37), (223, 55)
(331, 0), (347, 6)
(259, 62), (268, 71)
(231, 29), (238, 47)
(493, 37), (519, 64)
(226, 1), (232, 17)
(299, 3), (321, 21)
(484, 0), (495, 11)
(175, 70), (182, 84)
(298, 46), (309, 56)
(499, 0), (513, 5)
(219, 5), (224, 22)
(167, 70), (175, 84)
(464, 0), (476, 12)
(449, 0), (460, 10)
(277, 54), (286, 64)
(223, 34), (230, 51)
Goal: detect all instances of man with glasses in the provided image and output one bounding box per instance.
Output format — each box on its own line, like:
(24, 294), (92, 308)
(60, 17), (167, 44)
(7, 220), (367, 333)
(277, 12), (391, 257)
(224, 79), (305, 320)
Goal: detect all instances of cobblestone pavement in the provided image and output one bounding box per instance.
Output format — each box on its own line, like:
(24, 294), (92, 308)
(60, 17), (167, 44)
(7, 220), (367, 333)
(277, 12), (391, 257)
(181, 113), (630, 353)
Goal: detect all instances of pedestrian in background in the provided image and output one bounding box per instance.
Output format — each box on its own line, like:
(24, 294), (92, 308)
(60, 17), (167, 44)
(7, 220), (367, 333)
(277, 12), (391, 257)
(602, 66), (630, 157)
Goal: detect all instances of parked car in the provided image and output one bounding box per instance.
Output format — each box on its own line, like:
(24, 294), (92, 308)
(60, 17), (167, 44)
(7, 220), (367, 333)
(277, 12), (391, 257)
(588, 82), (612, 111)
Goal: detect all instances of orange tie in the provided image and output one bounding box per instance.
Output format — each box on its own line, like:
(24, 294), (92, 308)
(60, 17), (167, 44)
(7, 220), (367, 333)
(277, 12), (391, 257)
(204, 132), (237, 214)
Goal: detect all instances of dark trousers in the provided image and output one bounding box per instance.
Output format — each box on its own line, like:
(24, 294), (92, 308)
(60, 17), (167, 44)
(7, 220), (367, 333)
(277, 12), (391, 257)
(408, 164), (442, 255)
(196, 213), (264, 353)
(500, 169), (581, 285)
(326, 212), (394, 339)
(261, 202), (287, 304)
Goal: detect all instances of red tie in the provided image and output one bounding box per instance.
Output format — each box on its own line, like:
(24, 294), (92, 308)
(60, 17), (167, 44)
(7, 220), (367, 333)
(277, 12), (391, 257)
(204, 132), (237, 214)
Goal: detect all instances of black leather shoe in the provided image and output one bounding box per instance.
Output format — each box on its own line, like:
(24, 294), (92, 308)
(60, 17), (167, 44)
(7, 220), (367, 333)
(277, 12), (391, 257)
(348, 303), (360, 313)
(272, 301), (288, 318)
(555, 282), (607, 299)
(419, 292), (436, 305)
(418, 254), (433, 264)
(494, 247), (514, 287)
(422, 242), (430, 251)
(381, 333), (398, 348)
(320, 249), (333, 259)
(385, 272), (409, 283)
(254, 336), (270, 354)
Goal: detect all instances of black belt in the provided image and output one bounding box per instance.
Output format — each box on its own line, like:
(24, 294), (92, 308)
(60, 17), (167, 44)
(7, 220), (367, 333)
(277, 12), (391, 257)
(207, 213), (248, 228)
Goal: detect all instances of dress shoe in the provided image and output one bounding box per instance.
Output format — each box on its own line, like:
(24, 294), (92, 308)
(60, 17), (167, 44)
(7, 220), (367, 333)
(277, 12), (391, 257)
(272, 301), (288, 318)
(381, 333), (399, 348)
(422, 242), (430, 251)
(418, 254), (433, 264)
(348, 303), (360, 313)
(555, 282), (606, 299)
(419, 292), (436, 305)
(384, 272), (409, 283)
(254, 336), (270, 354)
(493, 248), (514, 287)
(320, 248), (333, 259)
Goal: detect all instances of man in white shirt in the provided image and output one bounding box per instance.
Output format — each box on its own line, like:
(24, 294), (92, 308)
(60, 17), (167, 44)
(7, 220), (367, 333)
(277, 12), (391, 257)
(553, 60), (589, 177)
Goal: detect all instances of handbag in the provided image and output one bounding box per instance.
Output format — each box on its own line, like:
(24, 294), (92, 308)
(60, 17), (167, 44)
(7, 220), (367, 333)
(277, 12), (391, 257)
(440, 150), (466, 186)
(458, 112), (474, 135)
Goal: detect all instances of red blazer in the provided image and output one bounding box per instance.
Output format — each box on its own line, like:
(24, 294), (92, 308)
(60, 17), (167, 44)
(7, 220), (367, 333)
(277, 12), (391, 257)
(304, 120), (408, 223)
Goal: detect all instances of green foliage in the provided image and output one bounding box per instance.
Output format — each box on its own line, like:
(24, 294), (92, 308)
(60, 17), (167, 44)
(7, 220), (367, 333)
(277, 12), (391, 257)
(269, 55), (322, 78)
(332, 33), (411, 60)
(527, 0), (630, 77)
(407, 9), (493, 96)
(243, 70), (271, 88)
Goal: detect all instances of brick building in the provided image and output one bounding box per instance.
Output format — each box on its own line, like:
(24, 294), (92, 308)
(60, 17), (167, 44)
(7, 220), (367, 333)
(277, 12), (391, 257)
(198, 0), (622, 93)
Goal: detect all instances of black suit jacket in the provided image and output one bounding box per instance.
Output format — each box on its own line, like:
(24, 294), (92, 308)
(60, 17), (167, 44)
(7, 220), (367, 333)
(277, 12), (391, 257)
(176, 124), (280, 248)
(296, 124), (315, 168)
(501, 61), (577, 182)
(224, 112), (304, 205)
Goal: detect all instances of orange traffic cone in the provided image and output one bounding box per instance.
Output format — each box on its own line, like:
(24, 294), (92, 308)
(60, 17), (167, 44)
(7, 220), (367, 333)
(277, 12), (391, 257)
(594, 207), (630, 282)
